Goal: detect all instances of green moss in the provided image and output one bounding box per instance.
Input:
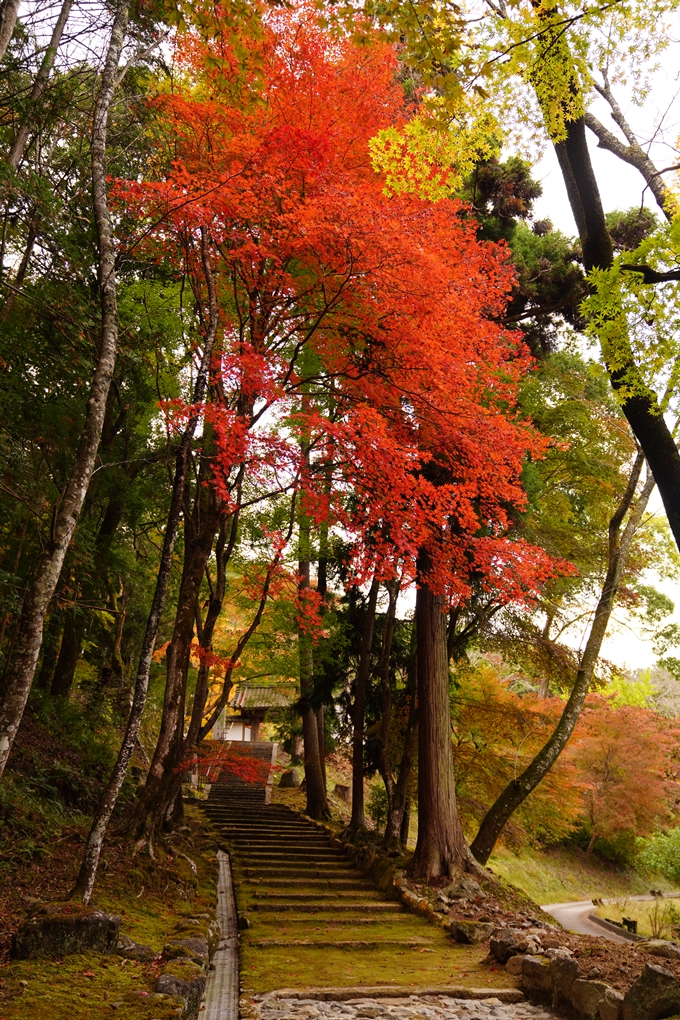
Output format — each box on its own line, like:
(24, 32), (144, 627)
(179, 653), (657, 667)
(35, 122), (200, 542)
(240, 941), (516, 992)
(1, 953), (181, 1020)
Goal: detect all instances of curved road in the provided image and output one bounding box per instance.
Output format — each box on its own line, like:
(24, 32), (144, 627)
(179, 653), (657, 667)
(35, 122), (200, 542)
(541, 893), (680, 943)
(541, 900), (630, 942)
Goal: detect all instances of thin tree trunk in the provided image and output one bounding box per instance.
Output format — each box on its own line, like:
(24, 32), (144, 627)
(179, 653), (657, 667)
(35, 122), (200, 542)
(36, 614), (62, 689)
(0, 0), (129, 778)
(316, 706), (326, 792)
(316, 516), (330, 792)
(0, 0), (21, 65)
(0, 213), (37, 323)
(347, 577), (379, 834)
(50, 610), (83, 698)
(470, 452), (653, 864)
(299, 503), (329, 820)
(71, 232), (219, 903)
(7, 0), (74, 169)
(400, 794), (411, 848)
(408, 547), (470, 882)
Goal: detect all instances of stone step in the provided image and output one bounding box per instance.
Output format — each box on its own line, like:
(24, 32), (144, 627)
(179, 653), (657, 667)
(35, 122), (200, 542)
(249, 938), (434, 949)
(251, 901), (402, 913)
(246, 879), (374, 890)
(250, 915), (414, 925)
(239, 866), (361, 879)
(233, 852), (344, 863)
(250, 890), (383, 901)
(226, 842), (333, 852)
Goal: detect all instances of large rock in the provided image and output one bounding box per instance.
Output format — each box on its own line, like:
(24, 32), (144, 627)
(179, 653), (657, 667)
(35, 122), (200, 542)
(13, 904), (121, 959)
(441, 876), (485, 900)
(279, 769), (301, 788)
(572, 979), (610, 1019)
(622, 963), (680, 1020)
(491, 933), (524, 964)
(163, 936), (209, 966)
(450, 921), (494, 945)
(156, 972), (206, 1012)
(333, 783), (351, 804)
(115, 934), (156, 962)
(551, 951), (580, 1007)
(600, 987), (624, 1020)
(506, 955), (524, 976)
(639, 941), (680, 962)
(521, 954), (553, 996)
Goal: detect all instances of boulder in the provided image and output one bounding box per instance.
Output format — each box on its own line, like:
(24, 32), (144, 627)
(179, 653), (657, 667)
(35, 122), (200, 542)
(115, 934), (156, 962)
(571, 979), (610, 1019)
(156, 972), (206, 1012)
(551, 951), (580, 1007)
(279, 769), (301, 788)
(441, 876), (485, 900)
(450, 921), (495, 945)
(506, 955), (524, 976)
(333, 783), (351, 804)
(622, 963), (680, 1020)
(600, 987), (624, 1020)
(238, 914), (252, 931)
(521, 954), (553, 995)
(163, 937), (209, 966)
(639, 941), (680, 962)
(490, 933), (523, 964)
(13, 904), (121, 959)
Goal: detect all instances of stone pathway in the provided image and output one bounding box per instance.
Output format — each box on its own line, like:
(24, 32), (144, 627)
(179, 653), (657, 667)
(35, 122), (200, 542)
(255, 994), (555, 1020)
(201, 850), (239, 1019)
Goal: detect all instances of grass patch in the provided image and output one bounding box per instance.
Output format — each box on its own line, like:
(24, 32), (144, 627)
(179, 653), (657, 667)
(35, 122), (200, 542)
(488, 844), (672, 905)
(593, 897), (680, 939)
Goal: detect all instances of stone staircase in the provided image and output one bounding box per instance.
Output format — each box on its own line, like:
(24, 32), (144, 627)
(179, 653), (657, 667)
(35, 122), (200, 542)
(200, 756), (497, 994)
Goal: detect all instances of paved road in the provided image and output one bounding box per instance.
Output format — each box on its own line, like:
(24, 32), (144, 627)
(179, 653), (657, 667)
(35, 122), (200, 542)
(542, 893), (680, 944)
(540, 900), (630, 942)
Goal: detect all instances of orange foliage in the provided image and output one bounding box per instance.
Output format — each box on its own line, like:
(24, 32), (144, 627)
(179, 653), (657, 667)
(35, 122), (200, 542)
(453, 662), (680, 850)
(567, 696), (680, 848)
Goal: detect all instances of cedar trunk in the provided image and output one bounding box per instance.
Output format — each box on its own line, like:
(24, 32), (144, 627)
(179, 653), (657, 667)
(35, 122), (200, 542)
(408, 549), (469, 881)
(348, 578), (379, 833)
(299, 517), (329, 820)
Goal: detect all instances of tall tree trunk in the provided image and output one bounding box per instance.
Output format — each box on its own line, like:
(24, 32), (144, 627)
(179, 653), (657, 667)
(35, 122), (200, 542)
(71, 233), (219, 904)
(316, 516), (330, 792)
(0, 0), (129, 778)
(36, 614), (62, 690)
(552, 114), (680, 551)
(347, 578), (379, 834)
(408, 548), (470, 882)
(0, 0), (21, 64)
(7, 0), (74, 169)
(50, 610), (84, 699)
(299, 511), (329, 820)
(470, 452), (653, 864)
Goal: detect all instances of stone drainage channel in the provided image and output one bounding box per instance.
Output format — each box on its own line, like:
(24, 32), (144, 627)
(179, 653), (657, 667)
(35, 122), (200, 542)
(201, 850), (556, 1020)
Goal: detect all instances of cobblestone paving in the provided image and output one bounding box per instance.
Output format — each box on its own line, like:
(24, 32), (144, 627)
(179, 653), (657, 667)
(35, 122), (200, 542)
(257, 995), (555, 1020)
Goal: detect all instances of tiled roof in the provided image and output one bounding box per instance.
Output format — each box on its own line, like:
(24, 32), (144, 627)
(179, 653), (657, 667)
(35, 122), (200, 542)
(229, 684), (297, 710)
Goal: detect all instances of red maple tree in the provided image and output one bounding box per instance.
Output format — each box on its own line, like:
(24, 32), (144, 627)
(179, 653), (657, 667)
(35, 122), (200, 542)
(117, 7), (564, 860)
